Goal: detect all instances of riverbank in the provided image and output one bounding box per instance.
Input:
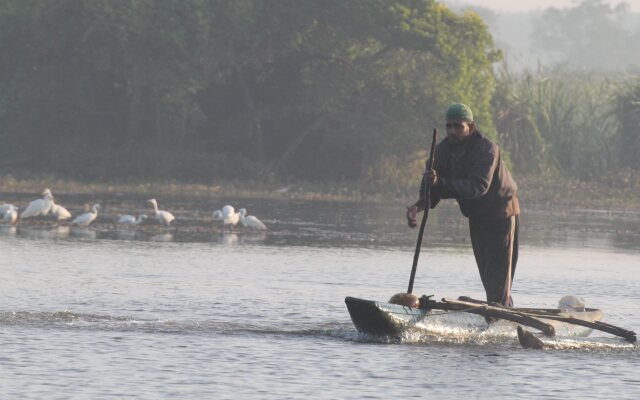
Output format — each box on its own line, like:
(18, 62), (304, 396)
(0, 173), (639, 213)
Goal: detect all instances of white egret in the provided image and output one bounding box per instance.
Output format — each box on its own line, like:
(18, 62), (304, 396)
(71, 204), (100, 227)
(33, 189), (71, 221)
(50, 203), (72, 221)
(222, 205), (234, 218)
(221, 205), (239, 229)
(2, 205), (18, 224)
(148, 199), (175, 226)
(20, 193), (54, 219)
(238, 208), (267, 230)
(1, 203), (17, 217)
(117, 214), (147, 225)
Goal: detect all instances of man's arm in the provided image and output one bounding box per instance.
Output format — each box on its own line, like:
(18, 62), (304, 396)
(438, 144), (499, 199)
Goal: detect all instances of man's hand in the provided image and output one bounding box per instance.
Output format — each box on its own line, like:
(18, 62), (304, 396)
(406, 205), (418, 228)
(425, 169), (438, 186)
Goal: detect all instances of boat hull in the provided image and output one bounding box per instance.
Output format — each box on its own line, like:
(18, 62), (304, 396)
(345, 296), (604, 337)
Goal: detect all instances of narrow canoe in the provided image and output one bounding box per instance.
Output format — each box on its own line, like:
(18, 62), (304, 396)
(345, 296), (604, 337)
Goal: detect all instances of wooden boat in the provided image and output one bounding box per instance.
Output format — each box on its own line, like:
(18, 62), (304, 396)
(345, 296), (636, 344)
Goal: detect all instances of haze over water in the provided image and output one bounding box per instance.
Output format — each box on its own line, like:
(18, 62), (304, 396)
(1, 198), (639, 399)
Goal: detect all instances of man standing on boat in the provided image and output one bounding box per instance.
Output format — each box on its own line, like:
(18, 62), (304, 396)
(406, 103), (520, 307)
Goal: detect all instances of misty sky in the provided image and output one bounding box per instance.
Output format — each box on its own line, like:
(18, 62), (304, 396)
(459, 0), (640, 12)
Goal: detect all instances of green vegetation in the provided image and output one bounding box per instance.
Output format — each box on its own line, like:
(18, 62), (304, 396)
(0, 0), (499, 187)
(0, 0), (638, 210)
(493, 65), (640, 181)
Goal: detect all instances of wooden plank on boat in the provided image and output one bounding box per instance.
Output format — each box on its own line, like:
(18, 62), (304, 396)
(523, 312), (636, 342)
(439, 298), (556, 336)
(458, 296), (569, 315)
(457, 296), (636, 343)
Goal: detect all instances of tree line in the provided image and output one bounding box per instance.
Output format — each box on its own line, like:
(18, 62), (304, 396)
(0, 0), (638, 188)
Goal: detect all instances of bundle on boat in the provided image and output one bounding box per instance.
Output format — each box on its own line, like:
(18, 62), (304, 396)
(344, 295), (636, 345)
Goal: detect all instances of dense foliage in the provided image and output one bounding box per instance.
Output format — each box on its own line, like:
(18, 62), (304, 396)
(0, 0), (499, 186)
(1, 0), (638, 189)
(493, 66), (640, 179)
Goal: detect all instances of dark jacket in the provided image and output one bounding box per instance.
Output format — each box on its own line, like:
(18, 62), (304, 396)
(419, 130), (519, 219)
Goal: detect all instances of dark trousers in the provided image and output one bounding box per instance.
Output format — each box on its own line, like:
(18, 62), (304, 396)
(469, 215), (519, 307)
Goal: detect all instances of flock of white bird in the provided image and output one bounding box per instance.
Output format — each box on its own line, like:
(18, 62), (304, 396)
(212, 204), (267, 230)
(0, 189), (268, 230)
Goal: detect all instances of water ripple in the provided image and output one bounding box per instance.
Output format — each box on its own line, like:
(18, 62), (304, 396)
(2, 310), (636, 353)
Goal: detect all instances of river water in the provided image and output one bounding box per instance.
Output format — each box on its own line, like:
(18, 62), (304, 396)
(1, 196), (638, 399)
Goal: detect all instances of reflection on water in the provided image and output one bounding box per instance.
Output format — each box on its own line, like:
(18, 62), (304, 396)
(218, 232), (238, 246)
(150, 232), (174, 242)
(15, 225), (71, 240)
(70, 227), (95, 239)
(114, 229), (138, 241)
(0, 225), (16, 235)
(238, 231), (267, 245)
(209, 232), (267, 246)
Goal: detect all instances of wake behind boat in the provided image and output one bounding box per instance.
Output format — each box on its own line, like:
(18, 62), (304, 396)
(345, 295), (636, 347)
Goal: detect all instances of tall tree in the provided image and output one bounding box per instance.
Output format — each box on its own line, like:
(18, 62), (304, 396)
(0, 0), (501, 183)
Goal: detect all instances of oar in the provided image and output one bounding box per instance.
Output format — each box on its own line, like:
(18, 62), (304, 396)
(407, 128), (438, 294)
(441, 298), (556, 336)
(458, 296), (636, 342)
(520, 312), (637, 342)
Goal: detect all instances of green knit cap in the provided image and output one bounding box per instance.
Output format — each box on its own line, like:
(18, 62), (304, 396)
(445, 103), (473, 122)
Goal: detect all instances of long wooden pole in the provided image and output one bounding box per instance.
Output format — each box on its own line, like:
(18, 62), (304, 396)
(407, 129), (438, 294)
(457, 296), (636, 342)
(440, 298), (556, 336)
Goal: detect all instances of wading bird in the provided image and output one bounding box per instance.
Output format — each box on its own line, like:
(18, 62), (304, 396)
(2, 205), (18, 224)
(20, 189), (54, 219)
(221, 205), (239, 229)
(0, 203), (16, 216)
(238, 208), (267, 230)
(148, 199), (175, 226)
(50, 203), (72, 221)
(71, 204), (100, 227)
